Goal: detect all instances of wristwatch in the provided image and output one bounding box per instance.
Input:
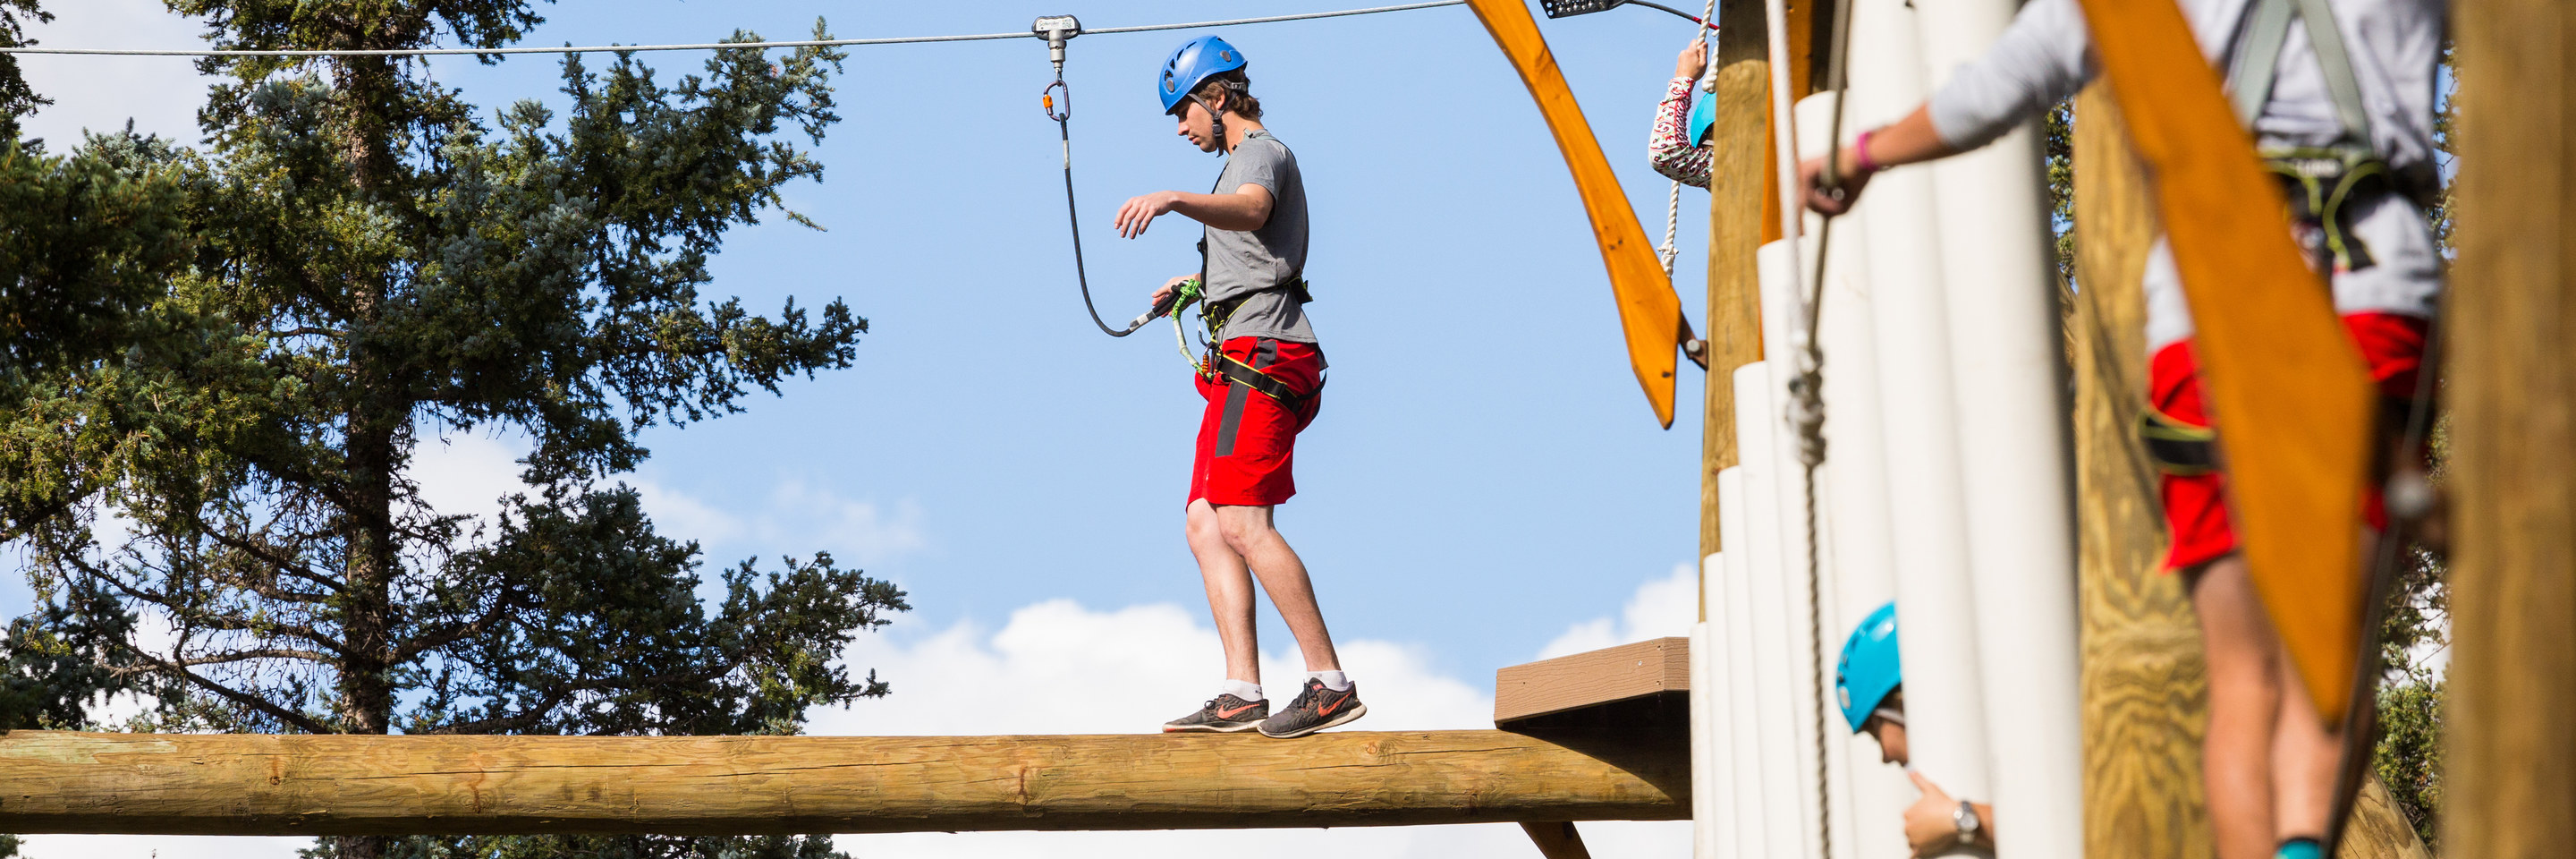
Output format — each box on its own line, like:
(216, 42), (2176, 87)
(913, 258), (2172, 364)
(1951, 799), (1983, 847)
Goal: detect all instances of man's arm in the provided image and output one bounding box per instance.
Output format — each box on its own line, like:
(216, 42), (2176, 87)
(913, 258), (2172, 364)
(1799, 0), (2093, 214)
(1115, 183), (1276, 238)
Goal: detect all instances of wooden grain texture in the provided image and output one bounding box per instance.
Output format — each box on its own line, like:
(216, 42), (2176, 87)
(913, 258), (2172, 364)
(2072, 84), (2217, 859)
(2069, 0), (2379, 727)
(1700, 0), (1776, 565)
(2444, 1), (2576, 855)
(1495, 638), (1690, 724)
(1518, 821), (1595, 859)
(2335, 778), (2433, 859)
(0, 730), (1684, 836)
(1463, 0), (1687, 428)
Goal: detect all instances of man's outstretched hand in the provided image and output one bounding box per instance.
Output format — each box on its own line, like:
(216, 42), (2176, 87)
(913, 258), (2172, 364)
(1116, 191), (1183, 238)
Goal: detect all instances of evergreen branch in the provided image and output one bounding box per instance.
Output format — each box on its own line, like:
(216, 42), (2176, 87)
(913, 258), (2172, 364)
(393, 591), (519, 662)
(198, 528), (343, 597)
(84, 568), (350, 655)
(125, 651), (334, 735)
(170, 647), (338, 667)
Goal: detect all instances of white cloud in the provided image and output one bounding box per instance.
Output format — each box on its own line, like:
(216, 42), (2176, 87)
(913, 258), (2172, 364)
(401, 430), (927, 566)
(1535, 562), (1700, 660)
(411, 432), (537, 527)
(14, 0), (214, 147)
(763, 482), (927, 567)
(816, 598), (1690, 859)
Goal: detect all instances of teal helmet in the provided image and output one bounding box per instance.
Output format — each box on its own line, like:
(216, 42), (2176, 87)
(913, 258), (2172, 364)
(1687, 93), (1717, 147)
(1835, 601), (1902, 734)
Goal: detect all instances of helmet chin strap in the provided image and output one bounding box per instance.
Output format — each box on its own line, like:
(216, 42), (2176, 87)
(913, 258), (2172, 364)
(1189, 94), (1230, 155)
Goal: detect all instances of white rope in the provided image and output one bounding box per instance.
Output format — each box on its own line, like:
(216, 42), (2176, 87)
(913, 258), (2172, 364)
(0, 1), (1466, 57)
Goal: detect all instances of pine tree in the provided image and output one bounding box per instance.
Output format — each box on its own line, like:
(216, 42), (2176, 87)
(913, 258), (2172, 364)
(0, 3), (904, 858)
(0, 0), (50, 143)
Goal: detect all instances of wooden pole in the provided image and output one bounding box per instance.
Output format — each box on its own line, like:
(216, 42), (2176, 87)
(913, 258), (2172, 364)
(1518, 821), (1596, 859)
(2073, 84), (2431, 859)
(0, 730), (1685, 836)
(2444, 0), (2576, 855)
(2070, 83), (2216, 859)
(1699, 0), (1778, 572)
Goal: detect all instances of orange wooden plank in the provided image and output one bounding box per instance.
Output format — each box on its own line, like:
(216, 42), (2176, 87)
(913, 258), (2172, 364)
(2069, 0), (2378, 724)
(1466, 0), (1687, 428)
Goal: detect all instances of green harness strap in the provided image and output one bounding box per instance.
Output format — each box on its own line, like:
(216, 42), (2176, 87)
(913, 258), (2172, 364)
(2225, 0), (2418, 272)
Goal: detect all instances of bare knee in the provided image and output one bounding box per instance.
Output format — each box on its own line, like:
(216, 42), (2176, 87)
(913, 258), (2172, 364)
(1215, 508), (1278, 555)
(1185, 503), (1226, 549)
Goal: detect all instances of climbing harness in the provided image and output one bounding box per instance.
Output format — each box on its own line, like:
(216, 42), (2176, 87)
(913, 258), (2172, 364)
(2139, 406), (2222, 475)
(2226, 0), (2430, 273)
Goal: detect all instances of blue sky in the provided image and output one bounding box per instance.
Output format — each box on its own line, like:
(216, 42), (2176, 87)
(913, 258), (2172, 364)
(12, 1), (1722, 855)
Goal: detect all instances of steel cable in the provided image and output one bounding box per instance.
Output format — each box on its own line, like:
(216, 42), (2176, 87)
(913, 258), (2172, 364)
(0, 2), (1468, 57)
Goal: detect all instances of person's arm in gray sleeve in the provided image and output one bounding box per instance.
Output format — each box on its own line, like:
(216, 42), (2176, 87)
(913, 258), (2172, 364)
(1794, 0), (2097, 215)
(1925, 0), (2097, 150)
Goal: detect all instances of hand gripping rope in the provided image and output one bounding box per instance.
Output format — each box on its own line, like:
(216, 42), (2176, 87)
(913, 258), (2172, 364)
(1037, 16), (1179, 337)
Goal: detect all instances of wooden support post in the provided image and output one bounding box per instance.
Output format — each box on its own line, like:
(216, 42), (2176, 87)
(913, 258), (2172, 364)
(1700, 0), (1777, 572)
(2070, 83), (2216, 859)
(1519, 821), (1595, 859)
(2074, 85), (2431, 859)
(0, 730), (1685, 836)
(2445, 1), (2576, 855)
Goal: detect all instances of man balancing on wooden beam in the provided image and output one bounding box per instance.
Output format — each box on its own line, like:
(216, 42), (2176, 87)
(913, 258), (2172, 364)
(1798, 0), (2443, 855)
(1114, 35), (1364, 740)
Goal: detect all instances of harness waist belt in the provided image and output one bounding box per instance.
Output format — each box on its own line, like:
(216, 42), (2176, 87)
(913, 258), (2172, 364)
(1211, 352), (1310, 408)
(1197, 276), (1313, 336)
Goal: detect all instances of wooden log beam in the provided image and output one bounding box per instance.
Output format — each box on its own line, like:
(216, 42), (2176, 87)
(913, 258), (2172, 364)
(2445, 0), (2576, 854)
(0, 729), (1686, 837)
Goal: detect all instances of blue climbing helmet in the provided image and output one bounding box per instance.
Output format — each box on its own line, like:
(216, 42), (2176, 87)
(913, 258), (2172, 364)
(1158, 35), (1248, 115)
(1687, 92), (1718, 147)
(1835, 601), (1902, 734)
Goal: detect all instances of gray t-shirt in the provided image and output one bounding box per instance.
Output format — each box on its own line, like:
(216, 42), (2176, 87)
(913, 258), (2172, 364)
(1201, 130), (1314, 344)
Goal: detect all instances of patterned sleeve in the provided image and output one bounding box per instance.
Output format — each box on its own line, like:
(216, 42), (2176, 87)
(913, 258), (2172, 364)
(1648, 75), (1713, 189)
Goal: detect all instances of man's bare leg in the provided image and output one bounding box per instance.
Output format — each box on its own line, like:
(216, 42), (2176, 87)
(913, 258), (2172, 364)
(1186, 498), (1262, 685)
(2190, 554), (2284, 859)
(2270, 645), (2341, 842)
(1213, 502), (1342, 671)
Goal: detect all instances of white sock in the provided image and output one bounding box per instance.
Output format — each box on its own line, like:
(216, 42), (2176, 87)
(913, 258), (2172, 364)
(1309, 670), (1352, 692)
(1220, 679), (1265, 702)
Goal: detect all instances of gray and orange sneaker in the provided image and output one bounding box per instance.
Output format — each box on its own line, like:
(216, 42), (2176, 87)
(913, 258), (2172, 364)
(1163, 693), (1270, 733)
(1257, 678), (1367, 738)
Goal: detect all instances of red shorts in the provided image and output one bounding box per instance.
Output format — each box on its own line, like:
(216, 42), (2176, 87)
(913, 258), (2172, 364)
(2151, 312), (2429, 572)
(1190, 336), (1325, 506)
